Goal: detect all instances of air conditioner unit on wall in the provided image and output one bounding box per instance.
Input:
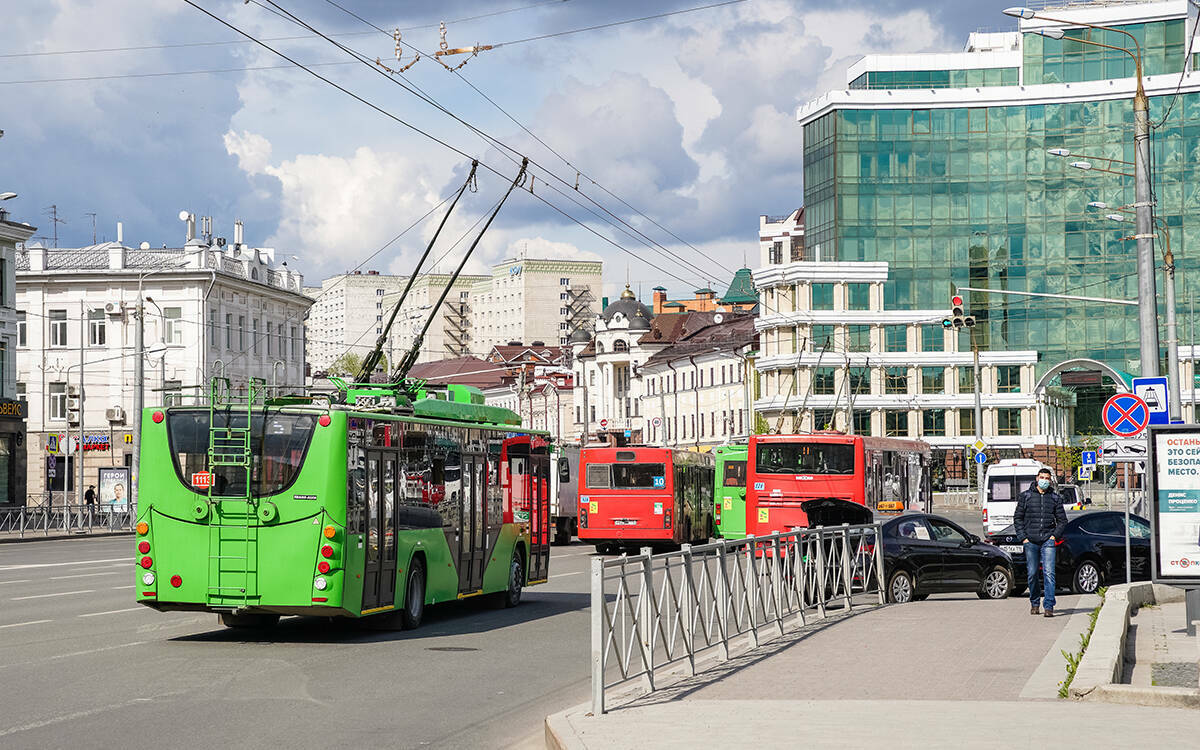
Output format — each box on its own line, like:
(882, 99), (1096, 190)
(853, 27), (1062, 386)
(105, 301), (125, 316)
(106, 406), (125, 423)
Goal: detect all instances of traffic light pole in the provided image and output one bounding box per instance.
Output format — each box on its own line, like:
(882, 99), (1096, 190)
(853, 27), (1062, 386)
(974, 341), (984, 508)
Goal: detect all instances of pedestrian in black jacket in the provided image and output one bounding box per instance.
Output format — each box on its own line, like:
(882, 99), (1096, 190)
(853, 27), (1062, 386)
(1013, 467), (1068, 617)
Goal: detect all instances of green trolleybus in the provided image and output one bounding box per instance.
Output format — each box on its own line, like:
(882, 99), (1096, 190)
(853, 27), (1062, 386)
(134, 379), (551, 629)
(714, 445), (748, 539)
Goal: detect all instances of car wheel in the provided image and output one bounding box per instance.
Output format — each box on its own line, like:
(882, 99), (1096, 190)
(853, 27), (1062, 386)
(887, 570), (914, 604)
(400, 558), (426, 630)
(1072, 560), (1101, 594)
(978, 566), (1013, 600)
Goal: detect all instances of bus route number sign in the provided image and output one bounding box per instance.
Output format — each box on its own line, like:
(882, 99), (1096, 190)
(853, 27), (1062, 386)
(653, 476), (665, 488)
(191, 471), (213, 489)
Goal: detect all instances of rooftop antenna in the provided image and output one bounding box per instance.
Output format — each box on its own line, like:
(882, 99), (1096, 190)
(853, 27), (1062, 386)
(354, 160), (479, 385)
(44, 204), (66, 247)
(393, 158), (529, 384)
(84, 212), (97, 244)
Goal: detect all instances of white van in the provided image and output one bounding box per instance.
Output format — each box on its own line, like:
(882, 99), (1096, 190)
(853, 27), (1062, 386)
(983, 459), (1050, 534)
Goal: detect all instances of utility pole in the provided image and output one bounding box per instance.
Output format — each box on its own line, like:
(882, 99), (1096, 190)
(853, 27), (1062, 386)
(132, 288), (145, 510)
(1131, 60), (1161, 386)
(78, 304), (85, 507)
(944, 293), (982, 501)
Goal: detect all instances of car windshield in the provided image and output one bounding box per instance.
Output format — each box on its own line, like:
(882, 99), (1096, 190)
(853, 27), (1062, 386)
(755, 442), (855, 475)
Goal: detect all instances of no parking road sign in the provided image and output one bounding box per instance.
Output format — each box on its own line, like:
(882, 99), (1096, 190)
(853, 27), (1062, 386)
(1103, 393), (1150, 437)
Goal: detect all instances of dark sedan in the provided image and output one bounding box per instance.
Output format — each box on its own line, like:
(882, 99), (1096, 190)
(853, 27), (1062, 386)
(880, 513), (1015, 603)
(986, 511), (1151, 595)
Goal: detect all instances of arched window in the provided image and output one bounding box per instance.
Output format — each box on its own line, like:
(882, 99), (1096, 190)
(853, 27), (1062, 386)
(596, 341), (605, 354)
(613, 339), (629, 353)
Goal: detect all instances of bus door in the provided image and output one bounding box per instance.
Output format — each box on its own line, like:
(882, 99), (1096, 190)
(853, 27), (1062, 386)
(363, 450), (398, 611)
(458, 455), (486, 593)
(363, 452), (382, 610)
(527, 453), (551, 582)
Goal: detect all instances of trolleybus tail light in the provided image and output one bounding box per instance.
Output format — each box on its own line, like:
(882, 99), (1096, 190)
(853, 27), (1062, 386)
(136, 522), (149, 535)
(318, 414), (331, 427)
(320, 545), (334, 558)
(138, 541), (150, 554)
(312, 597), (328, 603)
(664, 511), (672, 529)
(313, 577), (328, 591)
(579, 509), (587, 529)
(323, 525), (337, 539)
(151, 410), (164, 424)
(317, 561), (331, 574)
(139, 556), (153, 569)
(142, 572), (155, 586)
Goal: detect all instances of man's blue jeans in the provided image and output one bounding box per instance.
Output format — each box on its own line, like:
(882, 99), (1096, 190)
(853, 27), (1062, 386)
(1024, 540), (1057, 610)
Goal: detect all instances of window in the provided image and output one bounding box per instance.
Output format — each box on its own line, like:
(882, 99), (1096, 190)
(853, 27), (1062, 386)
(238, 316), (246, 351)
(959, 367), (975, 393)
(49, 310), (67, 347)
(814, 408), (836, 430)
(225, 314), (233, 349)
(813, 367), (837, 395)
(997, 408), (1021, 435)
(847, 325), (870, 352)
(927, 518), (967, 544)
(997, 365), (1021, 393)
(921, 325), (944, 352)
(811, 324), (835, 350)
(923, 409), (946, 436)
(575, 406), (581, 424)
(769, 241), (783, 264)
(885, 325), (907, 352)
(922, 367), (945, 393)
(885, 367), (908, 394)
(164, 379), (183, 406)
(209, 307), (218, 347)
(376, 288), (384, 296)
(82, 309), (105, 346)
(885, 411), (909, 437)
(1078, 515), (1122, 536)
(266, 322), (274, 356)
(49, 382), (67, 420)
(959, 409), (976, 435)
(17, 312), (25, 347)
(811, 283), (834, 310)
(847, 283), (870, 310)
(252, 319), (260, 354)
(165, 307), (183, 344)
(853, 410), (872, 436)
(848, 367), (870, 396)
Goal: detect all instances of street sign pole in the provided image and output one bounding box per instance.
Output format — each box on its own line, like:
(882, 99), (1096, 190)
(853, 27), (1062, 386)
(1124, 462), (1131, 584)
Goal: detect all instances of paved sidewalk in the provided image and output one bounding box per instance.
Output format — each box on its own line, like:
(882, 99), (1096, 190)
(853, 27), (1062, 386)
(0, 529), (133, 544)
(1126, 600), (1199, 688)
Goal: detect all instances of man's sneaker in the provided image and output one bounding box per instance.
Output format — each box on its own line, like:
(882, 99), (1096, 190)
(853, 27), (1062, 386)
(1030, 605), (1040, 615)
(1043, 608), (1054, 618)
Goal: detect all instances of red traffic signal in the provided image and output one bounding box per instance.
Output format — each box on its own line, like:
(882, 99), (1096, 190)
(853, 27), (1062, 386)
(951, 294), (963, 307)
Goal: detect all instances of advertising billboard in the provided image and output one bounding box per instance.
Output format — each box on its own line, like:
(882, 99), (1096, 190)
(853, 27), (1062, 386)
(1149, 425), (1200, 584)
(98, 467), (131, 512)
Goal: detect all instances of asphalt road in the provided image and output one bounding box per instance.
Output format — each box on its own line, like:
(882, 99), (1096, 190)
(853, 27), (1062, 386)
(0, 536), (596, 749)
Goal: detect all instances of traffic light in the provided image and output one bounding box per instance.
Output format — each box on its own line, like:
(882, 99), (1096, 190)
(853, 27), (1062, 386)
(945, 294), (976, 329)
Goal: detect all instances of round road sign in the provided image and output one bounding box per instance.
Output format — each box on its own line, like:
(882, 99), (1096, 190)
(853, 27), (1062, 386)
(1102, 393), (1150, 437)
(974, 452), (987, 464)
(599, 418), (608, 429)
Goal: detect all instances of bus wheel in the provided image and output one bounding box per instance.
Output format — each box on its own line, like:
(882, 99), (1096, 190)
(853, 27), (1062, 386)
(502, 552), (524, 608)
(401, 558), (426, 630)
(219, 613), (279, 629)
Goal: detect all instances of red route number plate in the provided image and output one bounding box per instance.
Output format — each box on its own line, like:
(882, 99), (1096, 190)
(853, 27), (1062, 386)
(191, 471), (213, 489)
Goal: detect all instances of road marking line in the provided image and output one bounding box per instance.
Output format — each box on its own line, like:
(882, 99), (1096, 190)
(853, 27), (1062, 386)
(111, 584), (135, 590)
(11, 589), (95, 601)
(0, 580), (32, 586)
(0, 620), (50, 629)
(50, 572), (121, 581)
(78, 607), (143, 618)
(553, 571), (584, 578)
(0, 557), (129, 572)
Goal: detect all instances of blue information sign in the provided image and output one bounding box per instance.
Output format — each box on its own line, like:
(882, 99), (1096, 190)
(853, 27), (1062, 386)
(1081, 451), (1096, 466)
(974, 452), (987, 464)
(1132, 376), (1170, 426)
(652, 476), (665, 488)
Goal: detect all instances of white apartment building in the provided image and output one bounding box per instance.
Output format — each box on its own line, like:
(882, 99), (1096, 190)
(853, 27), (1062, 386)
(470, 257), (602, 351)
(483, 373), (576, 443)
(384, 272), (487, 367)
(0, 210), (33, 507)
(753, 254), (1074, 484)
(305, 270), (409, 373)
(16, 227), (310, 500)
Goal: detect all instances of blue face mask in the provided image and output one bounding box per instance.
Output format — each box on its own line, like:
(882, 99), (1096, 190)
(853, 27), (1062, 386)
(1037, 478), (1051, 490)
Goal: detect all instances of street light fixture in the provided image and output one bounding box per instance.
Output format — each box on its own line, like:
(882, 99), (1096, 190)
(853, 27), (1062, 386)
(1004, 5), (1160, 385)
(1070, 160), (1093, 171)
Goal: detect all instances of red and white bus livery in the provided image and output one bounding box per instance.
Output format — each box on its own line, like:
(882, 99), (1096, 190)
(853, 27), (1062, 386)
(577, 447), (714, 552)
(746, 433), (932, 537)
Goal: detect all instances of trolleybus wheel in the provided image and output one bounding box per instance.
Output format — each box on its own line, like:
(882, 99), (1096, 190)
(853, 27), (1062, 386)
(401, 559), (426, 630)
(503, 551), (524, 608)
(218, 612), (280, 629)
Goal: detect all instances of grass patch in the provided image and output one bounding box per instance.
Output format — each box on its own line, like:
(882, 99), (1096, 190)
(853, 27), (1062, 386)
(1058, 587), (1106, 699)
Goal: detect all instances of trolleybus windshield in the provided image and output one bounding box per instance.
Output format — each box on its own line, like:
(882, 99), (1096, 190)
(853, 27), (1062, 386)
(755, 443), (855, 475)
(166, 409), (317, 496)
(585, 463), (667, 489)
(723, 460), (747, 487)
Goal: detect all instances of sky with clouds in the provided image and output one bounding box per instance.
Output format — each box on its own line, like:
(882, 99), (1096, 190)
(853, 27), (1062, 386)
(0, 0), (1012, 298)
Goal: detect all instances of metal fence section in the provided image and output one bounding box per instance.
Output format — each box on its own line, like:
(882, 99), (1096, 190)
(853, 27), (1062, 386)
(0, 505), (136, 538)
(590, 523), (884, 714)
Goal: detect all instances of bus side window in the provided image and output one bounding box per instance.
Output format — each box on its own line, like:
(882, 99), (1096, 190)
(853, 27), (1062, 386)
(558, 456), (571, 483)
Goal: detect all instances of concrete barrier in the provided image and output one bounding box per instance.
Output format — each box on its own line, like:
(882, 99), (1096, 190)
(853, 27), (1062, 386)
(1070, 582), (1189, 702)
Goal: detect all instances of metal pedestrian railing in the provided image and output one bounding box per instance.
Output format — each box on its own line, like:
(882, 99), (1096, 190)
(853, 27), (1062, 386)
(0, 505), (136, 538)
(590, 522), (884, 714)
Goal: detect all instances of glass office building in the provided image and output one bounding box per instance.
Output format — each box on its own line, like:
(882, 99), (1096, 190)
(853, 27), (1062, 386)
(798, 0), (1200, 380)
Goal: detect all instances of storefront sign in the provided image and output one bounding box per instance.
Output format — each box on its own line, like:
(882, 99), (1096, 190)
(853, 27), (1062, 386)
(0, 399), (27, 419)
(1149, 426), (1200, 584)
(82, 435), (110, 451)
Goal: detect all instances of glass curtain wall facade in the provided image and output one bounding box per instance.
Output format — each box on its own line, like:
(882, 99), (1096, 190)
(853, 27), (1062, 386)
(802, 9), (1199, 377)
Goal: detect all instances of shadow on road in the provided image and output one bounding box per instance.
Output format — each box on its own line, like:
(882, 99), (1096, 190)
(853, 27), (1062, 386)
(169, 590), (589, 644)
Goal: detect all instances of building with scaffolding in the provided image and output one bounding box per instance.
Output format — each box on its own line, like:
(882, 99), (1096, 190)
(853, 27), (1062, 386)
(469, 257), (601, 351)
(382, 272), (487, 368)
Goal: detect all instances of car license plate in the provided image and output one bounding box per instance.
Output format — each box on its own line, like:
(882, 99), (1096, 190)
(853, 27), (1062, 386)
(614, 519), (637, 526)
(1001, 545), (1023, 554)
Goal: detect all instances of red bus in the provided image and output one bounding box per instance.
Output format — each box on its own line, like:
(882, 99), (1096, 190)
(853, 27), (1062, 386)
(577, 447), (715, 553)
(746, 433), (931, 537)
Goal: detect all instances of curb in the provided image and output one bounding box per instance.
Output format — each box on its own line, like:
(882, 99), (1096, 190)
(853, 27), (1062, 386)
(1089, 683), (1200, 709)
(544, 708), (579, 750)
(0, 531), (134, 545)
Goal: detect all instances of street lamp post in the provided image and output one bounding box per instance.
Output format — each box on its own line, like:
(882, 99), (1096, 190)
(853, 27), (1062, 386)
(1006, 7), (1162, 383)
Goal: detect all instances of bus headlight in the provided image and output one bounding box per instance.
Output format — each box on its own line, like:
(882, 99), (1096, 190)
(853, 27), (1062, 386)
(313, 577), (328, 591)
(142, 572), (155, 586)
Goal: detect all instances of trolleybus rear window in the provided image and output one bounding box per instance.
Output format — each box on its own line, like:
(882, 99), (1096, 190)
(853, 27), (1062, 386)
(167, 410), (317, 496)
(585, 463), (667, 489)
(723, 460), (747, 487)
(755, 443), (854, 475)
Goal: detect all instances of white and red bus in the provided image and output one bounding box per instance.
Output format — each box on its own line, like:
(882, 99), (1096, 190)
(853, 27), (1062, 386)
(746, 433), (932, 536)
(577, 447), (715, 553)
